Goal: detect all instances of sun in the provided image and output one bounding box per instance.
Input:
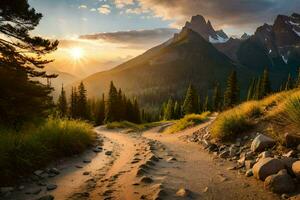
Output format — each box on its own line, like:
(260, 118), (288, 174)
(69, 47), (84, 60)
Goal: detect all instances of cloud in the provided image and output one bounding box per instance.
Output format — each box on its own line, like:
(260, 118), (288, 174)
(133, 0), (300, 32)
(78, 4), (88, 9)
(115, 0), (134, 8)
(125, 7), (149, 15)
(97, 4), (111, 15)
(79, 28), (178, 48)
(90, 8), (97, 12)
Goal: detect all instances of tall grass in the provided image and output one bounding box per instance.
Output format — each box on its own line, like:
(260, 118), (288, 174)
(164, 112), (210, 134)
(0, 118), (95, 186)
(211, 89), (300, 140)
(106, 121), (162, 132)
(281, 95), (300, 131)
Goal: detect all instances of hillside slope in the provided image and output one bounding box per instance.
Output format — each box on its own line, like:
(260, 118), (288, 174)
(79, 28), (251, 107)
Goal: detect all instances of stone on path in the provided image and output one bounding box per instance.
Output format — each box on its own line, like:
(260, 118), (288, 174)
(264, 169), (295, 194)
(46, 184), (57, 191)
(176, 188), (190, 197)
(37, 195), (54, 200)
(292, 160), (300, 178)
(251, 134), (276, 152)
(252, 158), (285, 180)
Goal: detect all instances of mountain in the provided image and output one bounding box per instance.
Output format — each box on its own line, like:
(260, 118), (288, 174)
(184, 15), (229, 43)
(77, 25), (250, 108)
(241, 33), (251, 40)
(214, 13), (300, 86)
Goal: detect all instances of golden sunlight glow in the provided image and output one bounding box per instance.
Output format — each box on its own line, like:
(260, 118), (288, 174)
(69, 47), (84, 60)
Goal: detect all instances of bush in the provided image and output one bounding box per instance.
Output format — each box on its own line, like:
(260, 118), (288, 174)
(0, 118), (95, 186)
(211, 111), (252, 140)
(164, 112), (210, 134)
(282, 95), (300, 131)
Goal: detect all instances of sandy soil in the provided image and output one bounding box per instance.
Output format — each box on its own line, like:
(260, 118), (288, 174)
(3, 122), (281, 200)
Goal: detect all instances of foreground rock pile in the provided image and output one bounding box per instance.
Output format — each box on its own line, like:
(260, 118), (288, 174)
(186, 129), (300, 197)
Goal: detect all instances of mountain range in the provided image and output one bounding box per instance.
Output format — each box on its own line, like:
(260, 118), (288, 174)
(70, 13), (300, 108)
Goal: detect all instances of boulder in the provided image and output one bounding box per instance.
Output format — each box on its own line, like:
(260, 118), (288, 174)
(258, 151), (272, 159)
(285, 133), (300, 148)
(245, 160), (256, 170)
(283, 150), (296, 158)
(264, 169), (295, 194)
(281, 157), (297, 175)
(253, 158), (285, 180)
(46, 184), (57, 191)
(219, 150), (230, 158)
(246, 169), (253, 177)
(251, 134), (276, 152)
(176, 188), (190, 197)
(292, 160), (300, 178)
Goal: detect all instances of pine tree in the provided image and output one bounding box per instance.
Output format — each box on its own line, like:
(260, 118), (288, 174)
(164, 98), (174, 120)
(182, 84), (199, 115)
(70, 87), (78, 118)
(0, 0), (59, 128)
(94, 94), (105, 125)
(105, 81), (119, 123)
(224, 71), (239, 108)
(173, 101), (181, 119)
(247, 78), (256, 101)
(261, 68), (271, 97)
(285, 73), (294, 90)
(296, 67), (300, 88)
(77, 82), (88, 119)
(132, 98), (141, 123)
(203, 95), (210, 111)
(212, 83), (222, 111)
(57, 85), (68, 117)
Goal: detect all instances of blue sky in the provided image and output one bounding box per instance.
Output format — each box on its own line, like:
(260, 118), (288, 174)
(29, 0), (172, 37)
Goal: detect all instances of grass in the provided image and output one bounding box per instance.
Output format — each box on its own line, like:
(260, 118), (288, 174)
(106, 121), (163, 132)
(0, 118), (95, 186)
(164, 112), (210, 134)
(211, 89), (300, 141)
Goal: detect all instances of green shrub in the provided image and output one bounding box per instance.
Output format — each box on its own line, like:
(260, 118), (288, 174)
(164, 112), (210, 134)
(0, 118), (95, 186)
(282, 95), (300, 131)
(211, 111), (252, 140)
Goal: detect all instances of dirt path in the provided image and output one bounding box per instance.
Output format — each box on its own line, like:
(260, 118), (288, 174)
(142, 121), (280, 200)
(3, 123), (281, 200)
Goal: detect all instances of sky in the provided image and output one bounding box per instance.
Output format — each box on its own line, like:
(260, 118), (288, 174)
(28, 0), (300, 78)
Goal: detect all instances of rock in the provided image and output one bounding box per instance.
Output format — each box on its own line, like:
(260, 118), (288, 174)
(26, 188), (42, 195)
(93, 146), (103, 153)
(46, 184), (57, 191)
(229, 145), (238, 157)
(83, 171), (90, 175)
(253, 158), (285, 180)
(149, 155), (159, 162)
(0, 187), (14, 194)
(203, 187), (209, 193)
(283, 150), (296, 158)
(285, 133), (300, 148)
(297, 144), (300, 152)
(37, 195), (54, 200)
(140, 176), (153, 184)
(246, 169), (253, 177)
(105, 151), (112, 156)
(245, 160), (256, 170)
(34, 170), (44, 176)
(83, 159), (91, 163)
(145, 160), (155, 166)
(289, 194), (300, 200)
(208, 143), (218, 152)
(219, 150), (230, 158)
(136, 168), (147, 176)
(251, 134), (276, 152)
(18, 185), (25, 191)
(264, 169), (295, 194)
(281, 157), (297, 175)
(166, 157), (177, 162)
(236, 138), (242, 147)
(75, 165), (83, 168)
(292, 160), (300, 178)
(49, 168), (60, 175)
(258, 151), (272, 159)
(176, 188), (190, 197)
(281, 194), (289, 199)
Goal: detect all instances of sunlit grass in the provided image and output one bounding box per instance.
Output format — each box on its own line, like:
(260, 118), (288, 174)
(106, 121), (163, 132)
(0, 118), (95, 186)
(211, 89), (300, 140)
(164, 112), (210, 134)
